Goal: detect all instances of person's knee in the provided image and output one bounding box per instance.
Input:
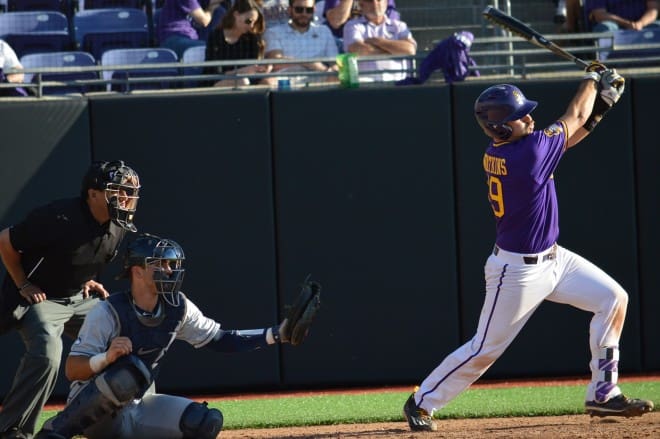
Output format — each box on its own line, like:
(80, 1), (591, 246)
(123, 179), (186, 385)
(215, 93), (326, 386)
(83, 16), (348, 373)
(593, 20), (619, 32)
(180, 402), (223, 439)
(612, 287), (628, 311)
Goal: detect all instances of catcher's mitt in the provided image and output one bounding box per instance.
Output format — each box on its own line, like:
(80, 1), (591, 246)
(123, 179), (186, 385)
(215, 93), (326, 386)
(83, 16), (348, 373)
(282, 278), (321, 346)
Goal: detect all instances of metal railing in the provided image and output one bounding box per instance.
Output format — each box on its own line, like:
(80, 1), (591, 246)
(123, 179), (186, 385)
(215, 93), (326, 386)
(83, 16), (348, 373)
(2, 31), (660, 98)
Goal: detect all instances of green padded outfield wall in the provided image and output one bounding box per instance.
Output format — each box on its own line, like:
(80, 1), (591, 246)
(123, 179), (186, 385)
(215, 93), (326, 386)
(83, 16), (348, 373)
(632, 77), (660, 370)
(0, 99), (93, 399)
(87, 91), (281, 394)
(270, 86), (461, 386)
(451, 80), (642, 378)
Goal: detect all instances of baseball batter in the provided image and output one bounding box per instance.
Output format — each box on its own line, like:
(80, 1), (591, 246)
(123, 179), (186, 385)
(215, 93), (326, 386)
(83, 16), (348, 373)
(35, 234), (292, 439)
(403, 64), (654, 431)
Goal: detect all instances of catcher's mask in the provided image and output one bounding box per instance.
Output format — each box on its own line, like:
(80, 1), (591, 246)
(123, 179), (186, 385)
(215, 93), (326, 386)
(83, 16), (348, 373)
(121, 233), (185, 306)
(82, 160), (141, 232)
(474, 84), (538, 140)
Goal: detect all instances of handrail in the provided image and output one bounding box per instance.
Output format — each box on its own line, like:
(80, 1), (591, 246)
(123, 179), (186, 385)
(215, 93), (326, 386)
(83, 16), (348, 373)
(3, 31), (660, 97)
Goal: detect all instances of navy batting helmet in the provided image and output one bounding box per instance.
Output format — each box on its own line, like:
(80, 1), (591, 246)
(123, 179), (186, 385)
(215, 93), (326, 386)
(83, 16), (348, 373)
(474, 84), (538, 140)
(120, 233), (185, 306)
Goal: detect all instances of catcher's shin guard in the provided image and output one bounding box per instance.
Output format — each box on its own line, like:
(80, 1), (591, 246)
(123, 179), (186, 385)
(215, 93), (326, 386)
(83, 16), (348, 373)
(180, 401), (223, 439)
(38, 355), (152, 438)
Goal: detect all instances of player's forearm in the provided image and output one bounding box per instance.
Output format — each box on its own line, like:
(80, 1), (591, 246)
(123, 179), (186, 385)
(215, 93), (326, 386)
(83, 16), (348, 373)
(205, 328), (278, 353)
(66, 355), (97, 382)
(562, 79), (598, 147)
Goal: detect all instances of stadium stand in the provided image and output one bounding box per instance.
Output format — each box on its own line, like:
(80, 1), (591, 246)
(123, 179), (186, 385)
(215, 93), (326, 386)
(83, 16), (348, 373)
(180, 44), (205, 87)
(20, 50), (98, 93)
(0, 10), (71, 57)
(100, 46), (178, 91)
(73, 8), (150, 59)
(3, 0), (659, 95)
(598, 28), (660, 65)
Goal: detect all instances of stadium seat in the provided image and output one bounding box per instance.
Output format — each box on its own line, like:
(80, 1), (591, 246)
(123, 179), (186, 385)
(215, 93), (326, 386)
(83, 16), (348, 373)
(0, 11), (71, 57)
(600, 29), (660, 66)
(7, 0), (68, 14)
(82, 0), (143, 9)
(20, 50), (99, 94)
(73, 8), (150, 59)
(0, 10), (69, 36)
(180, 44), (206, 88)
(100, 47), (178, 91)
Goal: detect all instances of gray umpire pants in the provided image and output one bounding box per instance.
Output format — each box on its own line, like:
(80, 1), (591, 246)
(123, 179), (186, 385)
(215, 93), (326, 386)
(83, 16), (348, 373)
(0, 293), (100, 436)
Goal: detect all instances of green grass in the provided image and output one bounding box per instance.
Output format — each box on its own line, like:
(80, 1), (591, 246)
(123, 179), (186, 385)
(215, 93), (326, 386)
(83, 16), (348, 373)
(39, 381), (660, 431)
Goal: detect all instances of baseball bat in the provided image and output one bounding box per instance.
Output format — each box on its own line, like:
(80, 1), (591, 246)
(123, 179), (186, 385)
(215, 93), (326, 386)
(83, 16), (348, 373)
(482, 6), (590, 69)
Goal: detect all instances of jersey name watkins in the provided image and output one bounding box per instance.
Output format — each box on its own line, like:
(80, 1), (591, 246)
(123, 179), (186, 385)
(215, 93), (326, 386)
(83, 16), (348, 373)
(483, 154), (507, 176)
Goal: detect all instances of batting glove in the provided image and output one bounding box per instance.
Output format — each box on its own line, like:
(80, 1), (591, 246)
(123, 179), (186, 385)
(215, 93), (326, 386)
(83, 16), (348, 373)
(583, 60), (607, 82)
(599, 69), (625, 106)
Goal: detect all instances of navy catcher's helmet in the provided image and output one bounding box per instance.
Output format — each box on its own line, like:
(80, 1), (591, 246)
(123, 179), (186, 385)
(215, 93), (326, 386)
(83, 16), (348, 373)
(121, 233), (185, 306)
(474, 84), (538, 140)
(81, 160), (140, 232)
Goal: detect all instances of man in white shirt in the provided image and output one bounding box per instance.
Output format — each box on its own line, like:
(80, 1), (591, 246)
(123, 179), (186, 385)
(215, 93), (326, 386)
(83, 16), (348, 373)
(0, 39), (24, 84)
(343, 0), (415, 82)
(264, 0), (339, 86)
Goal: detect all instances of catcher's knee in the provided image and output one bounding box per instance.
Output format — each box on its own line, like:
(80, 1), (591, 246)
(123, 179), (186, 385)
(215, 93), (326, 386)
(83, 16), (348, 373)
(180, 401), (223, 439)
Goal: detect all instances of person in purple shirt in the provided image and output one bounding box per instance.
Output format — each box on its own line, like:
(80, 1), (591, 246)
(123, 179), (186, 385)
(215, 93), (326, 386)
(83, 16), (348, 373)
(402, 63), (654, 432)
(586, 0), (660, 31)
(158, 0), (226, 58)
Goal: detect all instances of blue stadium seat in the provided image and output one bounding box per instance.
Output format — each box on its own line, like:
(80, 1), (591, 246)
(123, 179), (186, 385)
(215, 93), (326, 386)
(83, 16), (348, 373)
(0, 10), (69, 34)
(0, 11), (71, 57)
(100, 47), (178, 91)
(73, 8), (150, 59)
(180, 44), (205, 88)
(82, 0), (143, 9)
(20, 50), (99, 94)
(7, 0), (68, 14)
(603, 29), (660, 66)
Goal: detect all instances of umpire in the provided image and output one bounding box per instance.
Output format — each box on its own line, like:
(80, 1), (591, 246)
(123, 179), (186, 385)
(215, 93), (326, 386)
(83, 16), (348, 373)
(0, 160), (141, 439)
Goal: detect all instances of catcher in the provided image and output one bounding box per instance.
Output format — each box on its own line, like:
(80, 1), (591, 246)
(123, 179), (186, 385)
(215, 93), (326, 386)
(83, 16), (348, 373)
(35, 233), (321, 439)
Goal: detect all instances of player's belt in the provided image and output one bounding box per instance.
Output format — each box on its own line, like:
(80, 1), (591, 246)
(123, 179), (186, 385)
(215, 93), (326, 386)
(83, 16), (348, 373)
(493, 244), (557, 265)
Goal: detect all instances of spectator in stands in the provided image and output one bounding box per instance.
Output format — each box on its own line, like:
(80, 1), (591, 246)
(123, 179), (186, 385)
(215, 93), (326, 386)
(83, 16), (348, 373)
(0, 39), (26, 97)
(264, 0), (339, 86)
(343, 0), (415, 82)
(158, 0), (226, 58)
(0, 39), (24, 85)
(586, 0), (660, 32)
(555, 0), (584, 33)
(323, 0), (398, 49)
(205, 0), (272, 87)
(261, 0), (291, 27)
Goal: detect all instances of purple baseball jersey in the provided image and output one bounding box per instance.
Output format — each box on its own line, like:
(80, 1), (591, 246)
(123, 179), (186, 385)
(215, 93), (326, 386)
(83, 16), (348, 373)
(585, 0), (649, 21)
(483, 120), (568, 253)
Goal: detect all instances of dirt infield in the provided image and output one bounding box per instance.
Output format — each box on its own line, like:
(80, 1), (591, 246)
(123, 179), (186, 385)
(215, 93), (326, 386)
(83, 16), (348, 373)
(219, 412), (660, 438)
(214, 374), (660, 439)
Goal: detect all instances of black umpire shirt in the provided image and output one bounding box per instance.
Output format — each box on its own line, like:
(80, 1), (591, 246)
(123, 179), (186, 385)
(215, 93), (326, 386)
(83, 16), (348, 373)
(3, 197), (124, 299)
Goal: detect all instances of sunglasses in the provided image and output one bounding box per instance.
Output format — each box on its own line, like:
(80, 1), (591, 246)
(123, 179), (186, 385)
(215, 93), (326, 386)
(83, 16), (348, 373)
(293, 6), (314, 14)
